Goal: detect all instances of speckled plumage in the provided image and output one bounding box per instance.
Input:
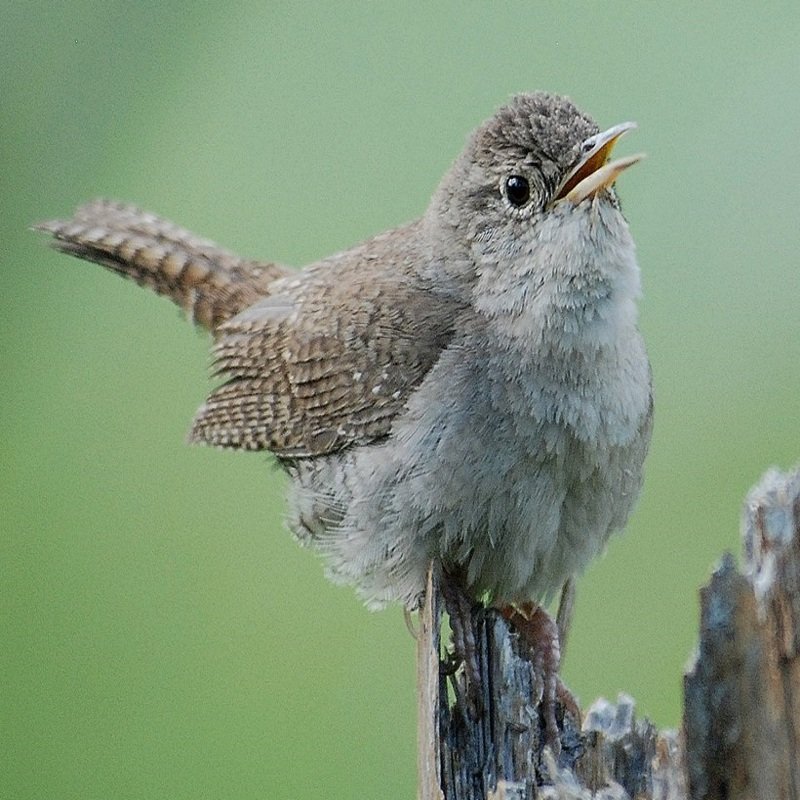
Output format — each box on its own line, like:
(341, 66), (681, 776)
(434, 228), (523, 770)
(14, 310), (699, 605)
(37, 91), (652, 612)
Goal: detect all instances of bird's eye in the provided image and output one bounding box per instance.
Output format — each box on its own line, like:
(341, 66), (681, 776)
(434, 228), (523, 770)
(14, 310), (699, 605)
(505, 175), (530, 207)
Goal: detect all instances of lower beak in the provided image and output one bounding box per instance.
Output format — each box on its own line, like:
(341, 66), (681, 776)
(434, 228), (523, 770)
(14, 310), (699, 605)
(553, 122), (644, 205)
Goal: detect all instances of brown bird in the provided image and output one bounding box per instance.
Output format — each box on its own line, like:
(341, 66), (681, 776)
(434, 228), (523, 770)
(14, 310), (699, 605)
(37, 91), (652, 746)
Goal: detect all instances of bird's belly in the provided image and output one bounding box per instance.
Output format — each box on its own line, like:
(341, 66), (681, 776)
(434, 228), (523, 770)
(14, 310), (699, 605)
(286, 335), (650, 609)
(450, 430), (635, 603)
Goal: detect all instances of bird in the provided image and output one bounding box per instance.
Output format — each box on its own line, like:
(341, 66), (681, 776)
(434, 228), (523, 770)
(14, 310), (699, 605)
(36, 91), (652, 743)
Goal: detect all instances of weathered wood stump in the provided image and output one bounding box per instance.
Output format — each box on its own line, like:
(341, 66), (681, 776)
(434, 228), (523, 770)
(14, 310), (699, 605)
(417, 466), (800, 799)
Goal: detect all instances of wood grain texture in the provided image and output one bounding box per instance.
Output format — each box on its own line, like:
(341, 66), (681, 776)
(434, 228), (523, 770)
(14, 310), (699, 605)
(418, 596), (684, 799)
(420, 467), (800, 799)
(684, 467), (800, 800)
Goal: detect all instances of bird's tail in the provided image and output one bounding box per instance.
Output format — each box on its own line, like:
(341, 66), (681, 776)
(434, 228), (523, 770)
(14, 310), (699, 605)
(35, 200), (289, 332)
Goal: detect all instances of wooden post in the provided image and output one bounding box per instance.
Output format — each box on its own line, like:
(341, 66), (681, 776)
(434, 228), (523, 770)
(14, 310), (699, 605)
(684, 467), (800, 799)
(418, 567), (444, 800)
(416, 466), (800, 799)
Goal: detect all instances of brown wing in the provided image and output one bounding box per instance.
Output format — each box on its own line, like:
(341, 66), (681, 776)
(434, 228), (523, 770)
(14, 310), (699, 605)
(189, 224), (464, 457)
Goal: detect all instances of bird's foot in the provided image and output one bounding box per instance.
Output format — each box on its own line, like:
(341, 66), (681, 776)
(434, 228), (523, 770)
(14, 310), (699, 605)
(439, 572), (482, 716)
(501, 601), (579, 757)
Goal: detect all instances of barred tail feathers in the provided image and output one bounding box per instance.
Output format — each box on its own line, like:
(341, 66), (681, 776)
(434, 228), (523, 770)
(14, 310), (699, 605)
(35, 200), (289, 331)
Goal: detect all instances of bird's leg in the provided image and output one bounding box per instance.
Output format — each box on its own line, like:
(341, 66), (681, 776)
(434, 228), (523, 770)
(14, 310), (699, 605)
(501, 601), (580, 756)
(555, 577), (576, 659)
(439, 570), (482, 715)
(554, 579), (582, 724)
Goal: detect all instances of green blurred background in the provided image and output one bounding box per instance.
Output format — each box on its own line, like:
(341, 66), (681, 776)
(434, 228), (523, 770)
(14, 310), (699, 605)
(3, 3), (798, 798)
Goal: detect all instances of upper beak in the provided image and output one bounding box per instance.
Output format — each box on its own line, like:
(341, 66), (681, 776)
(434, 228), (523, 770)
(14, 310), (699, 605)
(553, 121), (644, 205)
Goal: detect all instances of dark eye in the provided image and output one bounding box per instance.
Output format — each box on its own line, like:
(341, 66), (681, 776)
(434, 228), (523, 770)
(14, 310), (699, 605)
(505, 175), (530, 207)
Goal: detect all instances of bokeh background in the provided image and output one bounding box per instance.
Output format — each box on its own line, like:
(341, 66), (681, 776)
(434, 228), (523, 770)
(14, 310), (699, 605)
(3, 3), (798, 798)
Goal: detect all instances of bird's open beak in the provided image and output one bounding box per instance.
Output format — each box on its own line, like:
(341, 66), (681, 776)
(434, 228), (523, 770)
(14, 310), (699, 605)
(553, 122), (644, 205)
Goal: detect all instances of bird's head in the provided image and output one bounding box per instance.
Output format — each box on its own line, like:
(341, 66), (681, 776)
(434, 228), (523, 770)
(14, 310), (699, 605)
(426, 92), (643, 307)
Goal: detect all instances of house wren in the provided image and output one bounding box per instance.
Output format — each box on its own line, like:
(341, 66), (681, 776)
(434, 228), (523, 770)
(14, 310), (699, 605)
(37, 92), (651, 631)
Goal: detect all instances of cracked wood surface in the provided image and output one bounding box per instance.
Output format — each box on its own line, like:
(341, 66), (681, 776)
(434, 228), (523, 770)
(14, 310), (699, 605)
(417, 466), (800, 799)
